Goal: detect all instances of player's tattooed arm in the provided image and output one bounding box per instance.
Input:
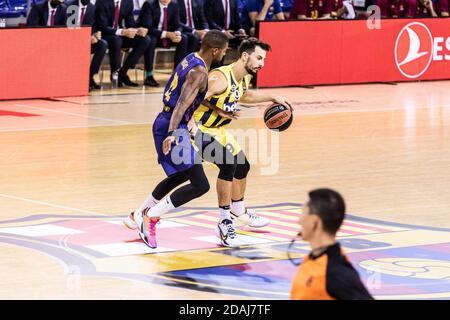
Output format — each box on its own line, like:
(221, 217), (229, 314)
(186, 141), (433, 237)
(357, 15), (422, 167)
(163, 67), (207, 155)
(167, 67), (207, 133)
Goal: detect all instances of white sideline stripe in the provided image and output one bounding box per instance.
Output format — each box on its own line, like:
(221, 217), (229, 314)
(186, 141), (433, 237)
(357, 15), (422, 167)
(0, 224), (85, 237)
(0, 193), (107, 216)
(0, 122), (151, 133)
(13, 104), (134, 124)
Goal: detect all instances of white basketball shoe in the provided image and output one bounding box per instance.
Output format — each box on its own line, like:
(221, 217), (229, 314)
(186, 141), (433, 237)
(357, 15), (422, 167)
(231, 208), (270, 228)
(216, 219), (242, 247)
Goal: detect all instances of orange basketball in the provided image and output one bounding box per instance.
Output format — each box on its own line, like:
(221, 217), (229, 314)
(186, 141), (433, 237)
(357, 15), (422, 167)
(264, 103), (293, 131)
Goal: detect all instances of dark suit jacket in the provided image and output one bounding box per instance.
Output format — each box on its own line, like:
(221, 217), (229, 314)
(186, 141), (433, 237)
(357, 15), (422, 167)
(204, 0), (241, 32)
(26, 1), (68, 26)
(137, 0), (183, 38)
(66, 0), (96, 33)
(178, 0), (208, 33)
(94, 0), (137, 36)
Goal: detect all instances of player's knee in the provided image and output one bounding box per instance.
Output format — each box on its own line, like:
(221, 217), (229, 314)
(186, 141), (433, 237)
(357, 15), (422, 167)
(193, 179), (210, 196)
(218, 163), (237, 182)
(234, 159), (250, 179)
(199, 180), (210, 195)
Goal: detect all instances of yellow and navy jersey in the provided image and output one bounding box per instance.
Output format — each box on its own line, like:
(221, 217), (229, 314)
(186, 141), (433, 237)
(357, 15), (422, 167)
(290, 243), (374, 300)
(194, 64), (252, 128)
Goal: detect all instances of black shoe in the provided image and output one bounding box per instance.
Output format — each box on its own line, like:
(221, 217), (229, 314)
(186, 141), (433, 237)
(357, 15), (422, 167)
(89, 79), (101, 90)
(118, 73), (139, 87)
(144, 76), (159, 87)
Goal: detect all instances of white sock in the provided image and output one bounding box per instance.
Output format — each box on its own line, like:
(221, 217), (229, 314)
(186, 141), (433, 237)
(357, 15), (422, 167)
(137, 193), (159, 213)
(231, 199), (245, 216)
(145, 196), (175, 218)
(219, 206), (231, 221)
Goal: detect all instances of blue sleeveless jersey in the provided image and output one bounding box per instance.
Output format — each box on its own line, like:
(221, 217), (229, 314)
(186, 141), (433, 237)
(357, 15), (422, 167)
(162, 53), (207, 124)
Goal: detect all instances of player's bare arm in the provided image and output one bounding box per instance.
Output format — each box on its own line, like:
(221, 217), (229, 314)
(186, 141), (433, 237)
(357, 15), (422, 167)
(204, 70), (228, 100)
(163, 66), (208, 155)
(200, 71), (239, 120)
(240, 90), (293, 110)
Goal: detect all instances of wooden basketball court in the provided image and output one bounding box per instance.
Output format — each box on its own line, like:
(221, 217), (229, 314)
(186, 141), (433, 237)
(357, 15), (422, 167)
(1, 79), (450, 299)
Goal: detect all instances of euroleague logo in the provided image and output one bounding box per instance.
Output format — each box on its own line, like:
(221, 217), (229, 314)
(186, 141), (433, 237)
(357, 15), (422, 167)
(395, 22), (433, 79)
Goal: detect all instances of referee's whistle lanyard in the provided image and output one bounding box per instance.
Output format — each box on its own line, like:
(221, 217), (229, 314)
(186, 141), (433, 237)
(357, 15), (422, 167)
(287, 231), (331, 266)
(287, 231), (303, 266)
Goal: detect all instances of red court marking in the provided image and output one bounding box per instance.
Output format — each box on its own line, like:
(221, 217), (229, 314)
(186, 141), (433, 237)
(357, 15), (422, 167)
(0, 110), (40, 117)
(44, 220), (219, 250)
(270, 209), (303, 218)
(191, 212), (372, 237)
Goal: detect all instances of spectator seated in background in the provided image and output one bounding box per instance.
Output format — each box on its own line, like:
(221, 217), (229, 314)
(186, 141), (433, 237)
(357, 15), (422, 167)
(415, 0), (442, 16)
(245, 0), (285, 36)
(26, 0), (67, 26)
(434, 0), (450, 16)
(67, 0), (108, 90)
(137, 0), (188, 87)
(204, 0), (247, 45)
(280, 0), (293, 19)
(95, 0), (151, 87)
(204, 0), (247, 68)
(376, 0), (417, 18)
(290, 0), (332, 19)
(178, 0), (209, 55)
(330, 0), (356, 19)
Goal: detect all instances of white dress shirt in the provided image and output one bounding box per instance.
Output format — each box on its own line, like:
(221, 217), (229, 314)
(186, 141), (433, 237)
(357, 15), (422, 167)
(158, 1), (168, 38)
(158, 1), (180, 39)
(222, 0), (230, 30)
(78, 0), (87, 25)
(114, 0), (124, 36)
(184, 0), (195, 29)
(47, 4), (56, 26)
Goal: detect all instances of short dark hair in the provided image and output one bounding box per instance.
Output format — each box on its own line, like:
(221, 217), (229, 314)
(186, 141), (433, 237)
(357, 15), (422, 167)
(238, 38), (271, 57)
(307, 188), (346, 235)
(201, 30), (229, 50)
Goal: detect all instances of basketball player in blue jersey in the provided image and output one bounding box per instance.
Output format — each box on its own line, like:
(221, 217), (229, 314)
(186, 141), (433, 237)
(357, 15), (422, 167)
(123, 30), (229, 248)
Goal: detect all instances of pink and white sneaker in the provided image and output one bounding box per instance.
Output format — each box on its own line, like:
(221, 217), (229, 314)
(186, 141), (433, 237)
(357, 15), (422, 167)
(123, 211), (138, 230)
(123, 208), (151, 230)
(134, 210), (159, 248)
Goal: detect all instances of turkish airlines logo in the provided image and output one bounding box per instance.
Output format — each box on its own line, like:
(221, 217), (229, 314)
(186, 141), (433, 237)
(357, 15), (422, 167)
(395, 22), (433, 79)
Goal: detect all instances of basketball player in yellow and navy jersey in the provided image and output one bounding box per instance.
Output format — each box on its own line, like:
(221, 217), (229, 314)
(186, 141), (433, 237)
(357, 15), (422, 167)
(192, 38), (292, 247)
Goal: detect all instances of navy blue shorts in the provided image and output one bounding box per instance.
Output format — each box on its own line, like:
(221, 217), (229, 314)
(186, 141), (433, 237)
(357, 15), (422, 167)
(152, 112), (199, 176)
